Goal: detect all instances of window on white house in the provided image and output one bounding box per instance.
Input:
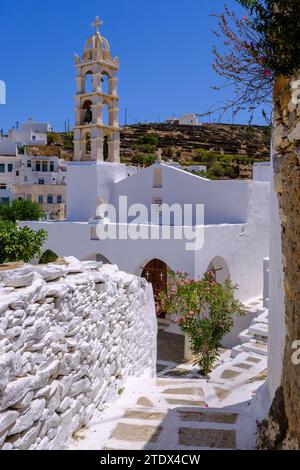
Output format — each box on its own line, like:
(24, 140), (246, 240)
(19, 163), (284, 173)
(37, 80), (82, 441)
(153, 168), (163, 188)
(0, 164), (5, 173)
(7, 164), (13, 172)
(36, 161), (41, 171)
(42, 161), (48, 172)
(38, 179), (44, 185)
(47, 194), (53, 204)
(152, 197), (163, 213)
(57, 195), (62, 204)
(0, 184), (6, 189)
(38, 195), (43, 204)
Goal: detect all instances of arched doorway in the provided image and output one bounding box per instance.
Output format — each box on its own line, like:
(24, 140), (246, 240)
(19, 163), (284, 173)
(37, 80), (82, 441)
(207, 256), (230, 284)
(142, 258), (167, 304)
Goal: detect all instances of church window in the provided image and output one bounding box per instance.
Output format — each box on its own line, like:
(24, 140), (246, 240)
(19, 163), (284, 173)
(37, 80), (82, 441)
(153, 168), (163, 188)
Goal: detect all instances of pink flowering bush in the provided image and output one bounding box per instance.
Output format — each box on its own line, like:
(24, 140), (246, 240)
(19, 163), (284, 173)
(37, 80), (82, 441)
(158, 270), (245, 375)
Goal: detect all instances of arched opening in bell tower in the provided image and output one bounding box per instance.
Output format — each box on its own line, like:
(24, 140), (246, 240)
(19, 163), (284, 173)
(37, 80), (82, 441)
(84, 71), (93, 93)
(101, 71), (110, 95)
(103, 135), (109, 161)
(82, 100), (93, 124)
(102, 103), (110, 126)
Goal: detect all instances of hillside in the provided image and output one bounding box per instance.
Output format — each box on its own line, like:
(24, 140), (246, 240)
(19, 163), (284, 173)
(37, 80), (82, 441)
(121, 123), (270, 161)
(120, 123), (270, 179)
(37, 123), (270, 179)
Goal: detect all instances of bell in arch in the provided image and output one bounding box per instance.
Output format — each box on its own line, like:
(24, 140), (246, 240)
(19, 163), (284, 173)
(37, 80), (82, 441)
(82, 100), (93, 124)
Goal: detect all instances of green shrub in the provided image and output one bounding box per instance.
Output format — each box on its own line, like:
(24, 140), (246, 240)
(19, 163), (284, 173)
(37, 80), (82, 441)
(138, 134), (159, 146)
(39, 249), (59, 264)
(0, 222), (47, 264)
(0, 200), (44, 222)
(158, 270), (245, 375)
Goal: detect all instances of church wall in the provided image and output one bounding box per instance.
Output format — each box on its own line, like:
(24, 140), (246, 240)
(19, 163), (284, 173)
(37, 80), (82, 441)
(66, 161), (127, 221)
(0, 260), (156, 450)
(113, 164), (258, 225)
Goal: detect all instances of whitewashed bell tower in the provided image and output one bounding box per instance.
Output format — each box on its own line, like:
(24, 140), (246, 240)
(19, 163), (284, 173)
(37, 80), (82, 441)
(67, 18), (126, 222)
(73, 17), (120, 162)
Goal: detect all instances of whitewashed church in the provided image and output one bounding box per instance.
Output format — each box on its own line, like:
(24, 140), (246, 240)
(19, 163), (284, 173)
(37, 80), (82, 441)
(25, 18), (271, 345)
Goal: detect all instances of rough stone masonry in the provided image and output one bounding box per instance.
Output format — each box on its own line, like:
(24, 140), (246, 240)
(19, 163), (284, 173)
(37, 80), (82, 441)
(257, 74), (300, 449)
(0, 258), (157, 450)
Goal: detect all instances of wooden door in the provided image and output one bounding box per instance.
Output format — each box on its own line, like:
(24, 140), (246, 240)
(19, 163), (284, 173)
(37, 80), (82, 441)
(142, 259), (167, 310)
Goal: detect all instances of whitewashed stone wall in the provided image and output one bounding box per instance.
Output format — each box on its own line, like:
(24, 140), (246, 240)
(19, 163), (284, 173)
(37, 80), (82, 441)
(0, 258), (157, 450)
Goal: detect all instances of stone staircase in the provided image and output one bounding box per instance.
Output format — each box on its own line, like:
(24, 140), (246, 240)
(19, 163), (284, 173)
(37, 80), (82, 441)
(71, 299), (269, 451)
(230, 304), (268, 359)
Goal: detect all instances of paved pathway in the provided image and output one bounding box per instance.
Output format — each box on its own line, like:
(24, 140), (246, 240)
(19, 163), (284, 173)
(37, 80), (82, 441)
(71, 299), (268, 450)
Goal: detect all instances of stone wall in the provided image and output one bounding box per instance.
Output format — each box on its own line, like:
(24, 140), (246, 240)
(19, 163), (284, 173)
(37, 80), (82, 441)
(0, 258), (157, 450)
(257, 74), (300, 449)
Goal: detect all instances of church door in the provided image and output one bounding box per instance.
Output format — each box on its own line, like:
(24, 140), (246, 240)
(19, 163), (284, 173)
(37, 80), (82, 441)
(142, 259), (167, 315)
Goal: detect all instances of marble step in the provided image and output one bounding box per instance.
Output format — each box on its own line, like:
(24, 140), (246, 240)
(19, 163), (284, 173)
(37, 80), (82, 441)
(249, 322), (268, 339)
(230, 345), (244, 359)
(241, 340), (268, 356)
(239, 328), (252, 344)
(251, 309), (268, 325)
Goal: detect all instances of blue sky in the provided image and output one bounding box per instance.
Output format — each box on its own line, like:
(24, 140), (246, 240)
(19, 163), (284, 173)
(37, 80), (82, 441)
(0, 0), (260, 132)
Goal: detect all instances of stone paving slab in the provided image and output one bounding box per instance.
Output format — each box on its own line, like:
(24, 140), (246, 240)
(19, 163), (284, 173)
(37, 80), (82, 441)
(162, 387), (204, 396)
(221, 369), (241, 380)
(124, 409), (166, 421)
(178, 427), (236, 449)
(166, 398), (207, 407)
(136, 397), (155, 408)
(110, 423), (162, 443)
(178, 410), (239, 424)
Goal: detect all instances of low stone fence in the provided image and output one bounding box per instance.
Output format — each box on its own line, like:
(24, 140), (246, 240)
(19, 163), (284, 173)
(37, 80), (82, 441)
(0, 258), (157, 450)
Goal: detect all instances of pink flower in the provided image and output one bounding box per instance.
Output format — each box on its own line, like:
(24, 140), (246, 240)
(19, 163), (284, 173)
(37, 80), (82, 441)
(263, 69), (271, 79)
(242, 15), (248, 21)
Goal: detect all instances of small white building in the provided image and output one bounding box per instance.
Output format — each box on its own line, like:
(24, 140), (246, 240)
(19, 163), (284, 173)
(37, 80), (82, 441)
(166, 114), (201, 126)
(0, 138), (21, 203)
(9, 119), (52, 146)
(0, 137), (66, 219)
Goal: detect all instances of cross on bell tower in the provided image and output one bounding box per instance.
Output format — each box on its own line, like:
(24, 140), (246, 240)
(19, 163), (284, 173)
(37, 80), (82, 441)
(73, 17), (120, 162)
(92, 16), (103, 33)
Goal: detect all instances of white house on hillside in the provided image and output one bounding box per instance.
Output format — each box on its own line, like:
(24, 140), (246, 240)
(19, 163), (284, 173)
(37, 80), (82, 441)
(9, 119), (52, 146)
